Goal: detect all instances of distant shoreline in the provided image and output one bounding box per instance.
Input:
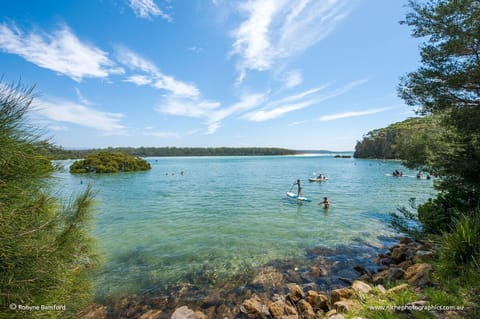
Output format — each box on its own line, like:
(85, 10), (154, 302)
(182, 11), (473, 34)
(42, 145), (354, 160)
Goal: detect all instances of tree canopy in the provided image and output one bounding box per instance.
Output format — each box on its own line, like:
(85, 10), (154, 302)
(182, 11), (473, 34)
(398, 0), (480, 231)
(70, 151), (151, 173)
(0, 81), (98, 318)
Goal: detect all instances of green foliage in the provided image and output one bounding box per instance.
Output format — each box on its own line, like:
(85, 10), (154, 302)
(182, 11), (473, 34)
(399, 0), (480, 219)
(437, 213), (480, 276)
(390, 198), (423, 238)
(0, 80), (99, 318)
(353, 116), (444, 170)
(70, 151), (151, 173)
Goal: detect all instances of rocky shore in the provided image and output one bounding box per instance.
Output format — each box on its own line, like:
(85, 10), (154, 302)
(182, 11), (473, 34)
(81, 237), (439, 319)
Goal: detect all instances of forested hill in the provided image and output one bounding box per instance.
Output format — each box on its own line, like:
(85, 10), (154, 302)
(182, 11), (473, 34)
(353, 116), (441, 166)
(41, 146), (298, 159)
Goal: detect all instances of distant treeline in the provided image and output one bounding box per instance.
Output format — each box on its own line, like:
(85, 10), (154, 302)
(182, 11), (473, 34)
(40, 145), (298, 159)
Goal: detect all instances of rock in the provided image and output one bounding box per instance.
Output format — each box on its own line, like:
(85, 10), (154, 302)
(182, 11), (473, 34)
(415, 250), (434, 262)
(397, 260), (413, 270)
(288, 284), (304, 303)
(305, 290), (329, 312)
(170, 306), (196, 319)
(240, 294), (270, 318)
(404, 263), (432, 287)
(81, 304), (107, 319)
(194, 311), (207, 319)
(390, 245), (407, 263)
(269, 301), (285, 318)
(297, 300), (316, 319)
(252, 266), (285, 289)
(387, 283), (409, 294)
(325, 309), (344, 319)
(331, 288), (353, 303)
(284, 301), (298, 316)
(375, 285), (387, 294)
(351, 280), (372, 294)
(399, 237), (413, 245)
(139, 309), (163, 319)
(372, 267), (404, 284)
(310, 265), (328, 278)
(334, 300), (358, 313)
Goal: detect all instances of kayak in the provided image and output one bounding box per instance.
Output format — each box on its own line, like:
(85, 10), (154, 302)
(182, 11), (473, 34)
(308, 177), (328, 182)
(286, 192), (311, 202)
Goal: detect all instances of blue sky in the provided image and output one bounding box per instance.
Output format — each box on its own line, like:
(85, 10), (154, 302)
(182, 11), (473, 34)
(0, 0), (420, 151)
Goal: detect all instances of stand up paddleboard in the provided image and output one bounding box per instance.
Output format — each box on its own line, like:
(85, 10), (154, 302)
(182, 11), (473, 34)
(286, 192), (311, 202)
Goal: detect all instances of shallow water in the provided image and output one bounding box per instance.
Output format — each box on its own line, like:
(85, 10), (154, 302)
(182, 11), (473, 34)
(54, 155), (435, 299)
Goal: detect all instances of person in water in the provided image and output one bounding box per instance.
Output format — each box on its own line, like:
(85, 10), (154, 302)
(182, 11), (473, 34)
(321, 197), (330, 209)
(416, 171), (422, 179)
(295, 179), (302, 197)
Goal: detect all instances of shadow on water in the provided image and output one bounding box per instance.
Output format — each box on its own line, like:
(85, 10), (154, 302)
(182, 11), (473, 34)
(99, 235), (398, 318)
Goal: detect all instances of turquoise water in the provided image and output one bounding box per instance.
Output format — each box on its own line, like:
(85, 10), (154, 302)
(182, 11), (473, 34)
(54, 155), (435, 299)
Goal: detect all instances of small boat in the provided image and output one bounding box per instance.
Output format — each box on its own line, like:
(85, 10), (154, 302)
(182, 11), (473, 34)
(308, 177), (329, 182)
(286, 192), (311, 202)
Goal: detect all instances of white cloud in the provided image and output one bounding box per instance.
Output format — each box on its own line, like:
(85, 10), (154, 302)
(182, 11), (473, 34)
(230, 0), (350, 81)
(117, 47), (199, 97)
(74, 87), (92, 105)
(318, 106), (399, 121)
(156, 95), (220, 118)
(0, 23), (123, 81)
(205, 93), (265, 133)
(283, 70), (303, 88)
(243, 79), (367, 122)
(124, 75), (153, 86)
(128, 0), (172, 21)
(34, 98), (125, 132)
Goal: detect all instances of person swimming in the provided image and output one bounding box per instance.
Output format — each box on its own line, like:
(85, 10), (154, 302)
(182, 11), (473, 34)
(321, 197), (330, 209)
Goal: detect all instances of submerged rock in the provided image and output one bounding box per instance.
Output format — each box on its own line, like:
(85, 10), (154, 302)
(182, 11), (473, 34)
(170, 306), (196, 319)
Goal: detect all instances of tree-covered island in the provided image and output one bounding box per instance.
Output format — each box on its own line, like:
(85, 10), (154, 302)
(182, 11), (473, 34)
(70, 151), (151, 173)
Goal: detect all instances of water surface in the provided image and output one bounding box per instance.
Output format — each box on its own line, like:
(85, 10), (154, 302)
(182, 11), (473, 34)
(54, 155), (435, 298)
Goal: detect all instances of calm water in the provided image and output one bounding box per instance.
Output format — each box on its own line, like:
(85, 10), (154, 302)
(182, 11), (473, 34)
(54, 155), (435, 299)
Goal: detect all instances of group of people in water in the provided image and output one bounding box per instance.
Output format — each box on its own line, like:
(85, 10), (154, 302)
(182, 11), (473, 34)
(293, 178), (330, 209)
(393, 169), (432, 180)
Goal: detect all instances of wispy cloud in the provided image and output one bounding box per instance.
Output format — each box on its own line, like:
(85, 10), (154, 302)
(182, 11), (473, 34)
(243, 79), (367, 122)
(117, 47), (200, 97)
(283, 70), (303, 88)
(0, 23), (123, 81)
(289, 105), (401, 126)
(34, 98), (125, 133)
(318, 106), (400, 121)
(230, 0), (350, 81)
(74, 87), (93, 105)
(157, 95), (221, 118)
(128, 0), (172, 21)
(205, 93), (265, 134)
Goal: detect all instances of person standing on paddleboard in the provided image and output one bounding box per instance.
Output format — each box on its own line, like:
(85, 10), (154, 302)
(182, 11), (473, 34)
(294, 179), (302, 197)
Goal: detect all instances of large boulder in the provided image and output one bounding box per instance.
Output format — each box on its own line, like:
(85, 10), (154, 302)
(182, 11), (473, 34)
(297, 300), (316, 319)
(372, 267), (404, 284)
(404, 263), (432, 287)
(351, 280), (372, 295)
(305, 290), (329, 312)
(240, 294), (270, 318)
(331, 288), (353, 303)
(287, 284), (304, 303)
(334, 300), (358, 313)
